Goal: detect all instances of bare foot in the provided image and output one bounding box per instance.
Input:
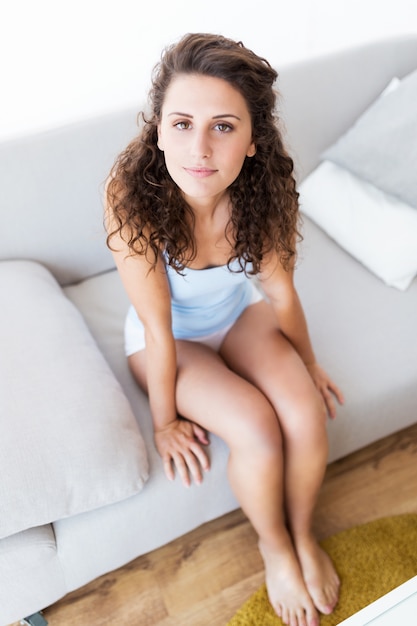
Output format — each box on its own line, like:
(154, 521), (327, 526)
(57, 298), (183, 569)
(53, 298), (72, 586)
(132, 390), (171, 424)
(295, 535), (340, 615)
(259, 536), (319, 626)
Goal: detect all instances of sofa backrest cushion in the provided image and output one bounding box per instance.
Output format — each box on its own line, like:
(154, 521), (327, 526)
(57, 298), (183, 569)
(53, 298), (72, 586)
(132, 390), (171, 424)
(0, 109), (139, 286)
(2, 35), (417, 285)
(277, 35), (417, 181)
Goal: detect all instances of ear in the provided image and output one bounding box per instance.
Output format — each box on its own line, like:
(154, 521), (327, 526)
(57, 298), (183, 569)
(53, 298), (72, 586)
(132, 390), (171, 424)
(157, 124), (164, 151)
(246, 141), (256, 157)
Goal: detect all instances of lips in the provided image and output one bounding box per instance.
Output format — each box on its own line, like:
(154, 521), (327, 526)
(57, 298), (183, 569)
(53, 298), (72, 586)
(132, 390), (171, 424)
(184, 167), (217, 178)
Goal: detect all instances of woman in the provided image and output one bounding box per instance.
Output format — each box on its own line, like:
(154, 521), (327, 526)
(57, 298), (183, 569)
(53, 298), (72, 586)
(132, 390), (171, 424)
(106, 32), (344, 626)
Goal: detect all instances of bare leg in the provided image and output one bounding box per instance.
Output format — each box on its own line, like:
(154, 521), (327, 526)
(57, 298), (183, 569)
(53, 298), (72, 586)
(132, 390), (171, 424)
(129, 339), (319, 626)
(220, 301), (340, 617)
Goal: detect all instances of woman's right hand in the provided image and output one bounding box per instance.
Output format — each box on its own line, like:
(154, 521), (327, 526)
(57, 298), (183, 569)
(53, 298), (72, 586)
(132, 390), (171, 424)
(154, 418), (210, 487)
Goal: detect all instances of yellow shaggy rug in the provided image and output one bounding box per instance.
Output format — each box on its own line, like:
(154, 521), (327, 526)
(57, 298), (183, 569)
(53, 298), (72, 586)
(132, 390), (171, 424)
(227, 514), (417, 626)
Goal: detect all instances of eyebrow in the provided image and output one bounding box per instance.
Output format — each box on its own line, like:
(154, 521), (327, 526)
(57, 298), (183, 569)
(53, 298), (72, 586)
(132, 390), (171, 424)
(168, 112), (241, 120)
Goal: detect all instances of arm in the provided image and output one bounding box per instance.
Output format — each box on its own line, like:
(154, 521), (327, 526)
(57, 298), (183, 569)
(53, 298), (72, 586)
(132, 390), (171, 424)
(111, 229), (177, 429)
(105, 209), (209, 485)
(259, 251), (344, 418)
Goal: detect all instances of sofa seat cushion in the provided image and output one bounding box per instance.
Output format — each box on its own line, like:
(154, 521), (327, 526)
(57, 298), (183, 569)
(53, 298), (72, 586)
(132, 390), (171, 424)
(0, 260), (149, 539)
(295, 216), (417, 460)
(0, 524), (67, 624)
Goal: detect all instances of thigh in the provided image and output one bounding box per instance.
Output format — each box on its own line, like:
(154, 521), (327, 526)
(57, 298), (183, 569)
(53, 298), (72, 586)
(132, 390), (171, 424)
(129, 340), (281, 448)
(220, 301), (326, 438)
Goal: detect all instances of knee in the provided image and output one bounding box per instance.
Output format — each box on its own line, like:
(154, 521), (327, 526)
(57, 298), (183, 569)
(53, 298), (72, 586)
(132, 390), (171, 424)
(285, 389), (328, 450)
(229, 392), (283, 456)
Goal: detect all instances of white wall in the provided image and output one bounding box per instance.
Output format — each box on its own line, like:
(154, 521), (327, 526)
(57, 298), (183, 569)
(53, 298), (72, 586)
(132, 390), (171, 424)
(1, 0), (416, 141)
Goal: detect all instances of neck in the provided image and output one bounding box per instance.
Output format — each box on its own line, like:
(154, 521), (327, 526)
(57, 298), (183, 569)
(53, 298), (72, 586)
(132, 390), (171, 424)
(183, 191), (229, 221)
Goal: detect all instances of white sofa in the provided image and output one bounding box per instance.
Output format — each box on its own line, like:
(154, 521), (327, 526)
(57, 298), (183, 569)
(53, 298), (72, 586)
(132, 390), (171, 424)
(1, 36), (417, 625)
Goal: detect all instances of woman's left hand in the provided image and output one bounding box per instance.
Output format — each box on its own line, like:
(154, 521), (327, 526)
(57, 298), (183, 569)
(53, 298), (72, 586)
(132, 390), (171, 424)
(306, 362), (344, 419)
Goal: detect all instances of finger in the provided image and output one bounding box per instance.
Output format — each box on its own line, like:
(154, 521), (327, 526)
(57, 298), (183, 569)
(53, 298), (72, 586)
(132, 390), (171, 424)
(192, 423), (210, 445)
(333, 384), (345, 405)
(319, 384), (336, 419)
(172, 453), (191, 487)
(320, 386), (336, 419)
(183, 450), (204, 485)
(327, 378), (345, 405)
(189, 441), (210, 473)
(163, 456), (175, 482)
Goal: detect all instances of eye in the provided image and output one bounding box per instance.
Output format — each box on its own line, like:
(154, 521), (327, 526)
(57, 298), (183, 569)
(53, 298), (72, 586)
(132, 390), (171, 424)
(214, 122), (233, 133)
(174, 120), (192, 130)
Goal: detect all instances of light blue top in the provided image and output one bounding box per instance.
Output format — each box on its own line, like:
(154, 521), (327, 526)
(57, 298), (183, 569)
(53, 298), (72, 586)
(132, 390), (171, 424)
(125, 258), (261, 354)
(166, 259), (256, 339)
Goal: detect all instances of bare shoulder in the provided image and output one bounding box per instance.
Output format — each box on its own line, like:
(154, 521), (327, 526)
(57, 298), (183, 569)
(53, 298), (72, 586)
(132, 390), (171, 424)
(258, 250), (296, 303)
(105, 195), (171, 326)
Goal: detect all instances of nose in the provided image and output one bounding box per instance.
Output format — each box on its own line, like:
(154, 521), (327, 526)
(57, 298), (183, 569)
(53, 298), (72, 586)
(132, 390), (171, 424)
(191, 129), (211, 159)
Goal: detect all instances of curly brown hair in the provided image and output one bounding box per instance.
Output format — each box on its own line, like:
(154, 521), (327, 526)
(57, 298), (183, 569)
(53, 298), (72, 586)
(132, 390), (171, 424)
(106, 32), (300, 274)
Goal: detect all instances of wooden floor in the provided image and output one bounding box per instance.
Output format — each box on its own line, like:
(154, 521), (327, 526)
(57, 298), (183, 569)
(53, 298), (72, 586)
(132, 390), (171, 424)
(14, 422), (417, 626)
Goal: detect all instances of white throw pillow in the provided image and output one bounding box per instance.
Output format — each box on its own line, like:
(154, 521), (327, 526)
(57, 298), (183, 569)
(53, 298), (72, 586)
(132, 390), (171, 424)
(322, 69), (417, 209)
(298, 161), (417, 290)
(0, 260), (149, 538)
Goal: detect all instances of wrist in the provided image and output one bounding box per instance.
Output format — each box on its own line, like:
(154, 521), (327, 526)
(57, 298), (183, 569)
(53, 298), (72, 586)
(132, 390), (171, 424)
(153, 417), (178, 433)
(304, 360), (317, 368)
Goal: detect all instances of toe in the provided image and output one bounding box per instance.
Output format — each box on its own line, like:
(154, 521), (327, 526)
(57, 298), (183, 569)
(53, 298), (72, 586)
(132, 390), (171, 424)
(288, 611), (298, 626)
(295, 608), (308, 626)
(316, 592), (334, 614)
(306, 606), (320, 626)
(320, 584), (339, 614)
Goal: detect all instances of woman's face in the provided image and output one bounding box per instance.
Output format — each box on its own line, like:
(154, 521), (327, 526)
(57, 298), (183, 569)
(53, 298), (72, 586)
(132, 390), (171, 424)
(157, 73), (256, 207)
